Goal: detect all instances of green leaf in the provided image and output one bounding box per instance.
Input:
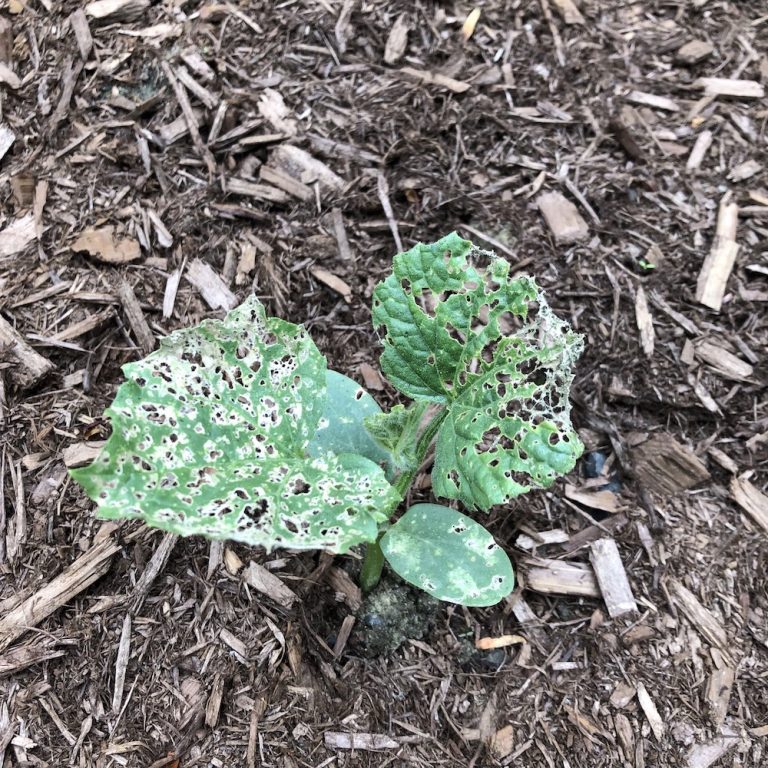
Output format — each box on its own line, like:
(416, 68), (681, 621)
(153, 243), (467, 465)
(380, 503), (514, 607)
(372, 232), (584, 510)
(363, 402), (428, 473)
(71, 297), (398, 553)
(307, 370), (392, 473)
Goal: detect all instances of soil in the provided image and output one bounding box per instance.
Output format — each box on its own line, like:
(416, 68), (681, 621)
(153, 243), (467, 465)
(0, 1), (766, 767)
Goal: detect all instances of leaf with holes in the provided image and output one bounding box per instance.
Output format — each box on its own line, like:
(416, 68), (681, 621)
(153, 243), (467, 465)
(372, 232), (584, 509)
(380, 503), (514, 606)
(71, 297), (399, 553)
(307, 370), (393, 474)
(363, 402), (428, 473)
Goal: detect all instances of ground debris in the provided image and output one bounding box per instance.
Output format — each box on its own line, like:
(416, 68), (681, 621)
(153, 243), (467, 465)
(631, 434), (710, 495)
(536, 190), (589, 243)
(324, 731), (399, 750)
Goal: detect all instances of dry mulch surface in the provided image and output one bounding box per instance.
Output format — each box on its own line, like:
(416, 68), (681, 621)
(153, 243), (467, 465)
(0, 1), (766, 766)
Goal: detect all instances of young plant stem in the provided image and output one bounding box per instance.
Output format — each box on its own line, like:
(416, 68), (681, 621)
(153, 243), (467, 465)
(394, 407), (447, 498)
(360, 536), (385, 594)
(361, 408), (448, 593)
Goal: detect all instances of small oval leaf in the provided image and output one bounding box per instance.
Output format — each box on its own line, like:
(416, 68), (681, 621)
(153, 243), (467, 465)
(380, 503), (514, 606)
(307, 370), (393, 472)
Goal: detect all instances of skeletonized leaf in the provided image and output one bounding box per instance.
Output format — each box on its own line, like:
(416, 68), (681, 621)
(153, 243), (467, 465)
(380, 503), (514, 606)
(72, 297), (398, 553)
(372, 232), (583, 510)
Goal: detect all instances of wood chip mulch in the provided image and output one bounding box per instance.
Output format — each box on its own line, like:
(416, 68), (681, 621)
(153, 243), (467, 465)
(0, 1), (766, 766)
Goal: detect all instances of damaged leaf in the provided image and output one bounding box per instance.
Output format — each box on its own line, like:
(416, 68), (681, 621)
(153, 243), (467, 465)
(371, 232), (583, 510)
(72, 297), (398, 553)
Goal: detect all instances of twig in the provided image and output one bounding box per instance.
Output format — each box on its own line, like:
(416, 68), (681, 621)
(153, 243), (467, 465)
(160, 61), (216, 177)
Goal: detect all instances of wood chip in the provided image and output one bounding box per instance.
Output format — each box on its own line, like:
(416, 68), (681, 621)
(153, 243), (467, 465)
(564, 485), (620, 513)
(626, 90), (680, 112)
(270, 144), (343, 192)
(694, 78), (764, 99)
(730, 476), (768, 535)
(610, 681), (636, 708)
(0, 314), (54, 390)
(69, 9), (93, 60)
(384, 13), (409, 64)
(694, 340), (753, 381)
(490, 725), (515, 759)
(522, 557), (599, 597)
(0, 17), (11, 64)
(226, 177), (289, 203)
(399, 67), (471, 93)
(332, 614), (355, 657)
(669, 580), (728, 652)
(589, 539), (637, 618)
(0, 62), (20, 90)
(146, 209), (173, 248)
(552, 0), (584, 24)
(636, 683), (665, 741)
(162, 261), (184, 319)
(181, 48), (215, 81)
(259, 165), (313, 201)
(117, 281), (155, 355)
(475, 634), (526, 650)
(634, 285), (654, 357)
(243, 561), (297, 608)
(86, 0), (149, 23)
(727, 159), (761, 182)
(158, 108), (204, 144)
(608, 117), (644, 162)
(71, 226), (140, 264)
(0, 532), (120, 651)
(205, 674), (225, 728)
(324, 732), (399, 751)
(308, 133), (382, 165)
(331, 207), (353, 261)
(0, 213), (37, 258)
(631, 434), (709, 495)
(220, 628), (248, 661)
(236, 242), (256, 286)
(49, 58), (83, 132)
(705, 667), (734, 728)
(52, 308), (115, 342)
(686, 130), (713, 172)
(325, 566), (362, 611)
(334, 0), (355, 55)
(112, 614), (131, 713)
(175, 65), (217, 110)
(359, 362), (384, 390)
(537, 190), (589, 244)
(258, 88), (298, 136)
(614, 713), (634, 759)
(685, 726), (739, 768)
(0, 644), (66, 678)
(309, 266), (352, 302)
(185, 259), (237, 310)
(516, 528), (570, 549)
(0, 124), (14, 162)
(707, 447), (738, 475)
(62, 441), (105, 469)
(676, 40), (714, 65)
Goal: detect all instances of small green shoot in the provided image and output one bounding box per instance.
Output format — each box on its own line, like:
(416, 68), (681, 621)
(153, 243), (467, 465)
(72, 233), (583, 607)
